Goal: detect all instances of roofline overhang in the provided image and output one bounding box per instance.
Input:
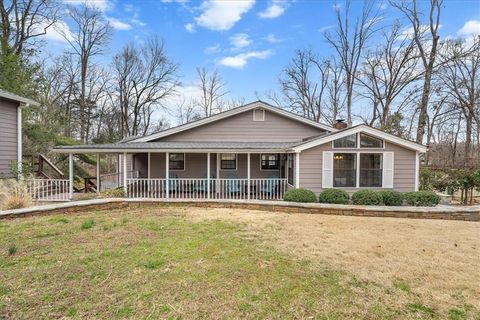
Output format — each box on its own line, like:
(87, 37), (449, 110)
(52, 148), (295, 154)
(292, 124), (428, 153)
(0, 90), (40, 106)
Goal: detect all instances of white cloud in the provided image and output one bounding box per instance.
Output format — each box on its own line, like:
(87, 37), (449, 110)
(219, 50), (272, 69)
(194, 0), (255, 31)
(160, 0), (189, 3)
(230, 33), (251, 49)
(40, 20), (73, 43)
(107, 17), (132, 30)
(185, 23), (195, 33)
(264, 33), (283, 43)
(64, 0), (111, 11)
(318, 25), (334, 33)
(204, 43), (221, 54)
(258, 0), (288, 19)
(458, 20), (480, 36)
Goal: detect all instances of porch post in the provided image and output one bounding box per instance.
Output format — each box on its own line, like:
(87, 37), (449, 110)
(247, 153), (251, 199)
(207, 152), (211, 198)
(96, 153), (100, 193)
(216, 153), (220, 194)
(295, 152), (300, 188)
(165, 152), (169, 198)
(123, 152), (127, 195)
(68, 153), (73, 200)
(147, 152), (151, 179)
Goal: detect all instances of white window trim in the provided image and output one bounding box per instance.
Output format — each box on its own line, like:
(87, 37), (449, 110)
(259, 153), (280, 171)
(253, 108), (265, 121)
(220, 153), (237, 171)
(286, 153), (294, 187)
(332, 151), (385, 188)
(332, 133), (384, 150)
(169, 152), (186, 171)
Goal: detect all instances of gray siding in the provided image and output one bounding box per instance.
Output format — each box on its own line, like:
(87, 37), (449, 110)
(156, 109), (326, 142)
(0, 98), (19, 177)
(299, 141), (416, 194)
(134, 152), (283, 179)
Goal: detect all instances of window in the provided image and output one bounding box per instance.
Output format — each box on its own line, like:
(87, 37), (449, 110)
(360, 133), (383, 148)
(220, 153), (237, 170)
(169, 153), (185, 170)
(333, 153), (356, 187)
(333, 134), (357, 148)
(287, 154), (294, 185)
(253, 108), (265, 121)
(360, 154), (382, 187)
(261, 154), (279, 170)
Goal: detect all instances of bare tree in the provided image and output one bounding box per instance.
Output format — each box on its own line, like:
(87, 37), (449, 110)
(439, 36), (480, 164)
(0, 0), (59, 55)
(324, 0), (382, 126)
(171, 97), (201, 125)
(356, 22), (422, 129)
(391, 0), (443, 144)
(112, 37), (179, 137)
(60, 4), (111, 142)
(279, 49), (331, 123)
(196, 67), (228, 117)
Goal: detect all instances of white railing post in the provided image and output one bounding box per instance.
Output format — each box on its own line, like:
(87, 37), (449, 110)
(247, 153), (251, 200)
(207, 152), (211, 199)
(96, 153), (100, 193)
(68, 154), (73, 200)
(165, 152), (169, 198)
(123, 152), (127, 195)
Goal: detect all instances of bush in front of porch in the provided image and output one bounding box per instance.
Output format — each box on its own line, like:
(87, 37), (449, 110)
(283, 188), (317, 203)
(318, 189), (350, 205)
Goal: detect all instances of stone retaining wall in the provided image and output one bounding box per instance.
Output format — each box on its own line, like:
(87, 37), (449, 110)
(1, 199), (479, 221)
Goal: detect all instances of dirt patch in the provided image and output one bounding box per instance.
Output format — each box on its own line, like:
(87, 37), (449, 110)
(173, 206), (480, 312)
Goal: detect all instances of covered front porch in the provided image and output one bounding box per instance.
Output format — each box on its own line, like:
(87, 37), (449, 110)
(52, 142), (300, 201)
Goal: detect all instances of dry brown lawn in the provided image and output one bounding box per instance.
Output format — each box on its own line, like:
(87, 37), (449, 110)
(181, 207), (480, 313)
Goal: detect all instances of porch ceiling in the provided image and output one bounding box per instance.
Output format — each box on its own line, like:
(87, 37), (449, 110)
(52, 141), (299, 154)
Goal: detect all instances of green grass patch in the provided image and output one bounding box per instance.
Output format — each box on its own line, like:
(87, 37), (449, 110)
(393, 279), (411, 293)
(80, 218), (95, 230)
(407, 303), (436, 317)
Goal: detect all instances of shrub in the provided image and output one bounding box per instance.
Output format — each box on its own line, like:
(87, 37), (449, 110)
(283, 188), (317, 203)
(379, 190), (404, 206)
(404, 191), (440, 207)
(351, 190), (383, 205)
(101, 188), (125, 198)
(318, 188), (349, 204)
(0, 179), (32, 210)
(8, 245), (17, 255)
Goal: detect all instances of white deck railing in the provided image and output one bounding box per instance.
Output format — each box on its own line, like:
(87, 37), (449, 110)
(27, 179), (70, 202)
(126, 178), (287, 200)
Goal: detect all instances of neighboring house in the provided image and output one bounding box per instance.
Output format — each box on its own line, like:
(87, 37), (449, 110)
(0, 89), (39, 178)
(53, 101), (426, 200)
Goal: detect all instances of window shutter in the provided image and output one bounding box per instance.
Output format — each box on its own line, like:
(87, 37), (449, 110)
(382, 152), (394, 189)
(322, 151), (333, 188)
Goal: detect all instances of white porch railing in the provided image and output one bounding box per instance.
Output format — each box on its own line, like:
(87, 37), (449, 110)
(99, 170), (139, 191)
(27, 179), (70, 202)
(126, 178), (287, 200)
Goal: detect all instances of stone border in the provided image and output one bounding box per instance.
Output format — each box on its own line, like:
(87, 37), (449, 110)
(0, 198), (479, 221)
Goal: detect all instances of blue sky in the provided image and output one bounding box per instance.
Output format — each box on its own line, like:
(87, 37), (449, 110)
(44, 0), (480, 113)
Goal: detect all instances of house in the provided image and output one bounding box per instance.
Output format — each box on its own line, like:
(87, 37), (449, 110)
(52, 101), (427, 200)
(0, 89), (39, 178)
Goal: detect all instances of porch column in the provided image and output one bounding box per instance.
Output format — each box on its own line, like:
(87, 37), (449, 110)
(96, 153), (100, 193)
(207, 152), (211, 198)
(216, 153), (220, 194)
(123, 152), (127, 195)
(68, 153), (73, 200)
(295, 152), (300, 188)
(165, 152), (169, 198)
(147, 152), (151, 179)
(247, 153), (251, 199)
